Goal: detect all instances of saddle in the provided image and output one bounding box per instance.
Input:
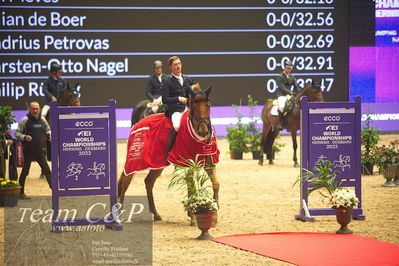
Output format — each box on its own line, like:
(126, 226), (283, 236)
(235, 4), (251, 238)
(284, 95), (296, 114)
(270, 95), (296, 117)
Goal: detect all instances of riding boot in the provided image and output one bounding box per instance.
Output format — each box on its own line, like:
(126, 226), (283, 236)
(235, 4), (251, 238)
(278, 110), (284, 130)
(166, 128), (177, 160)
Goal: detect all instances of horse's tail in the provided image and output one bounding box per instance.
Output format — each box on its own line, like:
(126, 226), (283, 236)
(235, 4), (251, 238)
(131, 100), (150, 127)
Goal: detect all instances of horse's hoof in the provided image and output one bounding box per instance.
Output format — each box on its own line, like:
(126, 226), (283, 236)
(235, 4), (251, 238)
(258, 161), (263, 166)
(294, 163), (299, 168)
(153, 215), (162, 221)
(269, 161), (274, 165)
(212, 212), (218, 227)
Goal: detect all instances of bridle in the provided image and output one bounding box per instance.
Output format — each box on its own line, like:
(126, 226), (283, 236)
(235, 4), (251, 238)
(188, 85), (213, 142)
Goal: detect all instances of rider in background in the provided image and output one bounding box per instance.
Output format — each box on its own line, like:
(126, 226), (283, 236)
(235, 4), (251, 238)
(146, 60), (166, 103)
(145, 60), (167, 113)
(162, 56), (194, 157)
(276, 60), (300, 129)
(42, 62), (69, 117)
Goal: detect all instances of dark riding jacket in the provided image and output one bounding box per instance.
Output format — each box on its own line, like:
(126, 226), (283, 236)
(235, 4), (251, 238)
(162, 74), (194, 117)
(42, 76), (69, 104)
(276, 72), (300, 97)
(145, 73), (167, 101)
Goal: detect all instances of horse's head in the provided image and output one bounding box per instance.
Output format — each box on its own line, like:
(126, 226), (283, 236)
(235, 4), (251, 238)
(58, 87), (80, 107)
(188, 83), (212, 140)
(297, 81), (324, 102)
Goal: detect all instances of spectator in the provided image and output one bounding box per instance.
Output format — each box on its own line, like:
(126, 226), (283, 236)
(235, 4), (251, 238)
(15, 102), (52, 199)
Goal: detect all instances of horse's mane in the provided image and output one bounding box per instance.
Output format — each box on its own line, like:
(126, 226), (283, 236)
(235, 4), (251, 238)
(296, 82), (322, 101)
(191, 83), (202, 92)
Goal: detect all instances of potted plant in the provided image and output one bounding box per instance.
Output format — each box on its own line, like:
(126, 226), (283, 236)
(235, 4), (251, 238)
(0, 106), (16, 177)
(374, 140), (399, 186)
(0, 178), (21, 207)
(168, 156), (218, 240)
(295, 160), (359, 234)
(226, 127), (248, 159)
(245, 95), (262, 160)
(226, 103), (249, 159)
(361, 111), (380, 175)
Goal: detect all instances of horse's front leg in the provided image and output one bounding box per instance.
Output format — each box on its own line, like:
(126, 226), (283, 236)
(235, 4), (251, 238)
(144, 169), (163, 221)
(292, 132), (299, 167)
(205, 157), (219, 227)
(185, 171), (196, 226)
(204, 166), (219, 205)
(118, 172), (134, 205)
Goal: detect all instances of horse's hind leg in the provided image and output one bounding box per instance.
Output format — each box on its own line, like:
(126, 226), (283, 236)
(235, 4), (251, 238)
(268, 127), (280, 165)
(259, 123), (272, 166)
(118, 172), (134, 205)
(292, 132), (299, 167)
(144, 169), (163, 221)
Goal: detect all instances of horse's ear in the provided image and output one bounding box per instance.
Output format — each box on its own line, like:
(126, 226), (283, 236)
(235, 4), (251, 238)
(204, 86), (212, 97)
(189, 86), (197, 97)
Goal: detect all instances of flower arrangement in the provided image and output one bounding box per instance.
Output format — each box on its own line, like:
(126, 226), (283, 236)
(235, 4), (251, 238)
(182, 193), (218, 214)
(168, 156), (218, 214)
(0, 178), (21, 188)
(330, 188), (359, 209)
(295, 160), (358, 209)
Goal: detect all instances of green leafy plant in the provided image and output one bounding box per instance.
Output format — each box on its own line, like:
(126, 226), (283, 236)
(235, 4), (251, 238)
(272, 135), (285, 154)
(0, 106), (16, 136)
(168, 156), (218, 214)
(226, 102), (249, 153)
(245, 95), (262, 152)
(226, 126), (249, 153)
(361, 109), (380, 166)
(0, 178), (21, 188)
(294, 160), (358, 208)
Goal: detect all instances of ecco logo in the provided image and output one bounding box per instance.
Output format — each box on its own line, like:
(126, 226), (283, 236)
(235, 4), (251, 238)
(324, 116), (340, 121)
(75, 121), (94, 127)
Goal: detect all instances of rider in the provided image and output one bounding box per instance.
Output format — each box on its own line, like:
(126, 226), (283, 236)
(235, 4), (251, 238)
(146, 60), (166, 104)
(162, 56), (194, 157)
(42, 62), (69, 117)
(276, 60), (301, 129)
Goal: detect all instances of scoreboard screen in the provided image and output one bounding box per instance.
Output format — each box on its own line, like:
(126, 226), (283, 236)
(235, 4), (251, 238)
(1, 0), (348, 109)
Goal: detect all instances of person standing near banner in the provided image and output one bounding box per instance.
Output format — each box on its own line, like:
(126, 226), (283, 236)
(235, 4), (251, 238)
(162, 56), (194, 156)
(15, 102), (52, 199)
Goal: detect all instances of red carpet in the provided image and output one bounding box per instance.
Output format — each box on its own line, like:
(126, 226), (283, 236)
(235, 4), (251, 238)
(212, 232), (399, 266)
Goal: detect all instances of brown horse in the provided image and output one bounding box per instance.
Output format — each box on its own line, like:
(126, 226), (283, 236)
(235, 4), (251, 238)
(42, 87), (81, 164)
(259, 82), (323, 167)
(118, 84), (219, 225)
(57, 87), (81, 107)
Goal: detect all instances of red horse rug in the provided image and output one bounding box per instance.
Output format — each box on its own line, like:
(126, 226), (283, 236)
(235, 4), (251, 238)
(124, 111), (219, 175)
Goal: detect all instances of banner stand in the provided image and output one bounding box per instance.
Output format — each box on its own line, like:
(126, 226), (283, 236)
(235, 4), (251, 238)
(50, 100), (122, 232)
(296, 96), (365, 222)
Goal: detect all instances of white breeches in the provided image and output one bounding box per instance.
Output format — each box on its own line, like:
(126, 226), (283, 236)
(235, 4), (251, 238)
(278, 96), (287, 112)
(171, 108), (187, 131)
(42, 104), (50, 117)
